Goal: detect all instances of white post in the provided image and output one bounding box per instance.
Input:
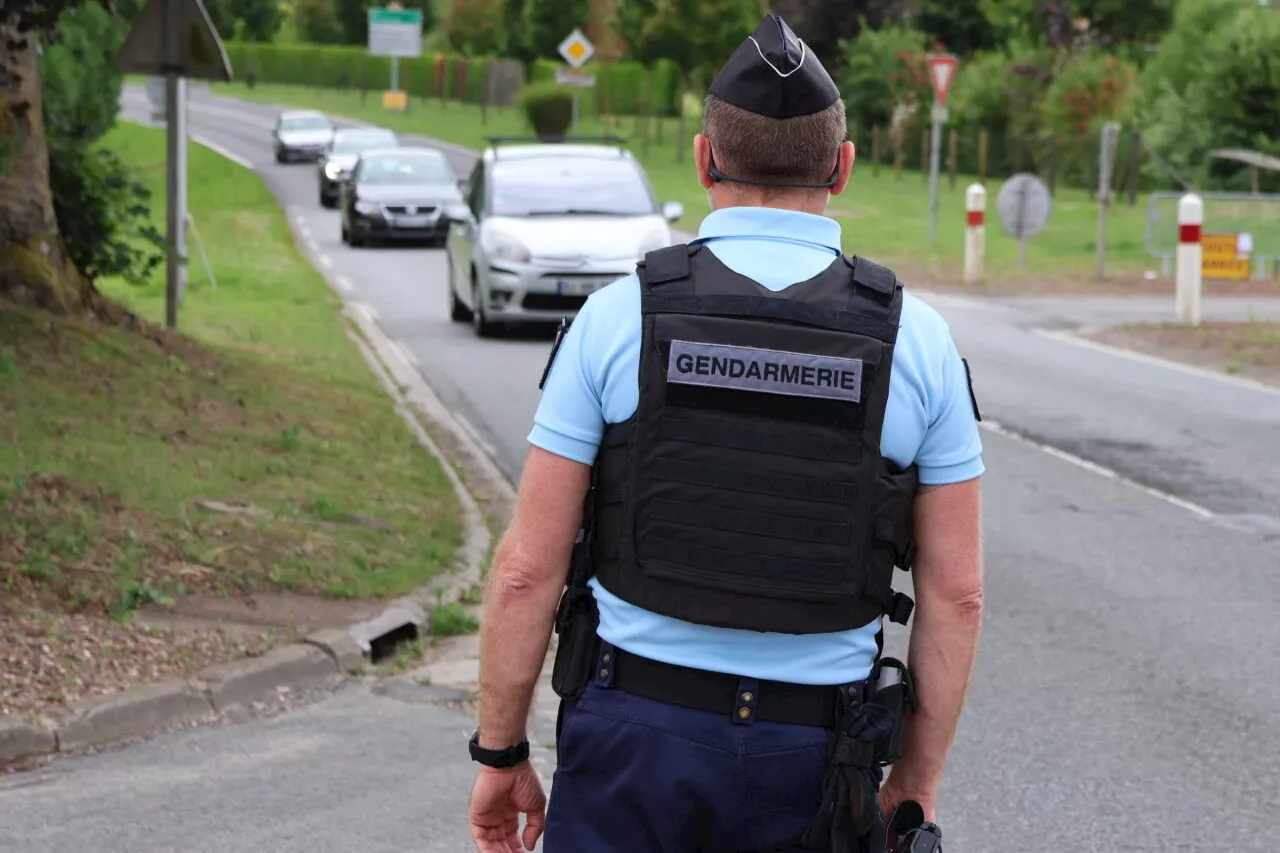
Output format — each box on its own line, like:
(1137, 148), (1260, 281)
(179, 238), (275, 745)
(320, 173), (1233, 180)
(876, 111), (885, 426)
(963, 183), (986, 285)
(1175, 193), (1203, 327)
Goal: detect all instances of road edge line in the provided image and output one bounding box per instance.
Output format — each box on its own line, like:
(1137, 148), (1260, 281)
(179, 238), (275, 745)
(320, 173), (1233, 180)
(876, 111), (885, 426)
(1035, 327), (1280, 396)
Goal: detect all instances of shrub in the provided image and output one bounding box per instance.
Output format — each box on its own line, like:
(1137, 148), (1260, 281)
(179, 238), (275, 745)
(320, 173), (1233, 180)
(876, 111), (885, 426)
(520, 82), (574, 138)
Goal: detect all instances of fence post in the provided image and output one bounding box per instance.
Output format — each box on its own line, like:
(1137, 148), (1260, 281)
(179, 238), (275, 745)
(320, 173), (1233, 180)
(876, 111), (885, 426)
(964, 183), (986, 286)
(921, 130), (928, 183)
(978, 128), (989, 186)
(1126, 129), (1141, 206)
(1176, 193), (1203, 326)
(948, 128), (958, 191)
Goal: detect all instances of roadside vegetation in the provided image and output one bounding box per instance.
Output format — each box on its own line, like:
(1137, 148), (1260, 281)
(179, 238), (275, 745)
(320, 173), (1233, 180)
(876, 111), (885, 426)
(0, 122), (461, 713)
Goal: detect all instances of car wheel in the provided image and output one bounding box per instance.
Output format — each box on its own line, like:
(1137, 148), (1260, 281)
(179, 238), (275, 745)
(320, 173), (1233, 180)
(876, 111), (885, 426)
(448, 260), (472, 323)
(320, 191), (333, 209)
(275, 148), (286, 164)
(340, 222), (349, 244)
(471, 276), (495, 338)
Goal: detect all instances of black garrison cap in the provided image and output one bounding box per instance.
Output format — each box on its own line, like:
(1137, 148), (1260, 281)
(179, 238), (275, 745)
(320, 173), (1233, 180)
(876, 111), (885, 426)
(708, 14), (840, 120)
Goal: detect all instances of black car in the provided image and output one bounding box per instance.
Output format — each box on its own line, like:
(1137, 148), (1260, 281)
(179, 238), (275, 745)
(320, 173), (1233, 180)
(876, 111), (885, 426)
(317, 127), (398, 208)
(339, 148), (464, 248)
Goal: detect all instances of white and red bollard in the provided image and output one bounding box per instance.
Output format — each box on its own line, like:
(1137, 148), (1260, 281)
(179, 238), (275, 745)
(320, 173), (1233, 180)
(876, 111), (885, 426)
(963, 184), (986, 285)
(1175, 193), (1203, 326)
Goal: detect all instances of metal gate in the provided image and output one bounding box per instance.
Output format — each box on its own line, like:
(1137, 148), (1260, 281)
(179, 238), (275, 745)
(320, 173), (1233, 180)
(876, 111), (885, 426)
(1146, 191), (1280, 277)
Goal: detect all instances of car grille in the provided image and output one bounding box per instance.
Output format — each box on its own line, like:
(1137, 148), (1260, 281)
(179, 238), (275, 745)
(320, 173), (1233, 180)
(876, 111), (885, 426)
(522, 293), (589, 311)
(383, 205), (438, 215)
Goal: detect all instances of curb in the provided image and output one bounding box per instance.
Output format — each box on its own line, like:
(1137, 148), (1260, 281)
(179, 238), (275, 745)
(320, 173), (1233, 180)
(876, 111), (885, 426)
(5, 117), (520, 770)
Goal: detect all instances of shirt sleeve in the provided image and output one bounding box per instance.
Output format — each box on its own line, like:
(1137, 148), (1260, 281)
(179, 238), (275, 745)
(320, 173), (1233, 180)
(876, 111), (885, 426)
(915, 332), (985, 486)
(527, 289), (609, 466)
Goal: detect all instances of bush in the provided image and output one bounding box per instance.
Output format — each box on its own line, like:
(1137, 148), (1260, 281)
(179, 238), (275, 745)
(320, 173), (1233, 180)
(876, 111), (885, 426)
(838, 21), (931, 138)
(1041, 50), (1138, 139)
(520, 82), (574, 138)
(39, 2), (162, 284)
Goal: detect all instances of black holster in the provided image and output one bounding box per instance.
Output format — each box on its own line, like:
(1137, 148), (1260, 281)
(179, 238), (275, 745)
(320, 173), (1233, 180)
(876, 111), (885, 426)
(801, 658), (916, 853)
(550, 540), (599, 701)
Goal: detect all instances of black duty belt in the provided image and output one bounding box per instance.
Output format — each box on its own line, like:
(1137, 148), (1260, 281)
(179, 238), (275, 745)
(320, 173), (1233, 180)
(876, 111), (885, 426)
(608, 646), (862, 728)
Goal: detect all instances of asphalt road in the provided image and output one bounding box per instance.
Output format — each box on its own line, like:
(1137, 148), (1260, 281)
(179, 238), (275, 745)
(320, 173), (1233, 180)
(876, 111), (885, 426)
(4, 87), (1276, 852)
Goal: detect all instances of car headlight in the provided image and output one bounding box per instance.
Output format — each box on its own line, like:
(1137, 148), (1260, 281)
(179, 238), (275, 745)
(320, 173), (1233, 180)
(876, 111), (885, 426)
(444, 203), (470, 222)
(483, 230), (531, 264)
(636, 227), (671, 260)
(324, 162), (343, 179)
(354, 199), (380, 216)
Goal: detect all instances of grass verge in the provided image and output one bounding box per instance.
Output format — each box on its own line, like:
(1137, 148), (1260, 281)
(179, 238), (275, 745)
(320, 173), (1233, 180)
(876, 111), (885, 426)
(0, 121), (461, 713)
(1084, 322), (1280, 387)
(194, 80), (1280, 294)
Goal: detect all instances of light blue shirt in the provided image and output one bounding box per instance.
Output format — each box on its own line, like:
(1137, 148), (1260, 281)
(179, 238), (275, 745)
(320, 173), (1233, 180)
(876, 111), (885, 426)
(529, 206), (985, 685)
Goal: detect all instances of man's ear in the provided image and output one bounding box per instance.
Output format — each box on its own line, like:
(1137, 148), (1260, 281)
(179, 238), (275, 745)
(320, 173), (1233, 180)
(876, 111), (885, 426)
(694, 134), (715, 190)
(831, 141), (856, 196)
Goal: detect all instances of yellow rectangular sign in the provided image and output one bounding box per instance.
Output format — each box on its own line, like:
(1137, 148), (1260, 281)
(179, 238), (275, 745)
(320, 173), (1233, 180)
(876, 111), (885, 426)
(382, 89), (408, 111)
(1201, 233), (1250, 280)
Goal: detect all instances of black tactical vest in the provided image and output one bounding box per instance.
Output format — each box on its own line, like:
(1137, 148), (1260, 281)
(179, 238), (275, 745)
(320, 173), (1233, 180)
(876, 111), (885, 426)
(585, 243), (919, 635)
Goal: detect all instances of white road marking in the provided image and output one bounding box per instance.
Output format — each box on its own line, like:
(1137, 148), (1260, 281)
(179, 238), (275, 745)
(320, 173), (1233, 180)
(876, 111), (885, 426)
(335, 276), (354, 292)
(353, 302), (379, 323)
(299, 221), (312, 238)
(1035, 328), (1280, 396)
(454, 413), (501, 461)
(392, 341), (419, 367)
(188, 102), (275, 130)
(318, 254), (334, 269)
(979, 419), (1216, 519)
(191, 134), (255, 170)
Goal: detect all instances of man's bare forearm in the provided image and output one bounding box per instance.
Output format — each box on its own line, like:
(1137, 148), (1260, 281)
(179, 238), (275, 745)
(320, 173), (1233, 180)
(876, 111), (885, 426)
(476, 536), (567, 750)
(890, 591), (983, 794)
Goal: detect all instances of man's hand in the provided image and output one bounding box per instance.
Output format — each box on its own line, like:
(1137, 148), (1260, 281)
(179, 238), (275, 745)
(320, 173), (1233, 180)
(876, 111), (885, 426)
(878, 773), (936, 824)
(469, 763), (547, 852)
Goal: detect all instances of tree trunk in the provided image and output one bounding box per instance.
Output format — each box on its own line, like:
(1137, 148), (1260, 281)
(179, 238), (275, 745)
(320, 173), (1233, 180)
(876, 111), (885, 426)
(0, 19), (97, 318)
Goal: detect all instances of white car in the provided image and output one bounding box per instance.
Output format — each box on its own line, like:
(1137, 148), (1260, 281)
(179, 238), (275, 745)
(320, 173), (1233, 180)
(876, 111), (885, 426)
(445, 139), (684, 337)
(272, 110), (334, 163)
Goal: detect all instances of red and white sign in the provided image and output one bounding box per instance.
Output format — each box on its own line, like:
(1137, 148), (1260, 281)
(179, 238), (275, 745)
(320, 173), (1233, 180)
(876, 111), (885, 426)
(925, 53), (959, 107)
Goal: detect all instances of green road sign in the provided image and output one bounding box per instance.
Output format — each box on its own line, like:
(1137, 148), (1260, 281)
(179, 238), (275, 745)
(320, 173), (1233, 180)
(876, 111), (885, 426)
(369, 8), (423, 25)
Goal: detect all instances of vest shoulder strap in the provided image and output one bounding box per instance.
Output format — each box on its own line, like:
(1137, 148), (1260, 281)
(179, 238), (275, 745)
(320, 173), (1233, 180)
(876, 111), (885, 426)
(638, 244), (697, 290)
(844, 255), (899, 297)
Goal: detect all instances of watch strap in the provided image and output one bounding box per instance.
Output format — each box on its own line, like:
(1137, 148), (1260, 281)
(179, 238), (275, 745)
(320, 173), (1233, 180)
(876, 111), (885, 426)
(469, 731), (530, 768)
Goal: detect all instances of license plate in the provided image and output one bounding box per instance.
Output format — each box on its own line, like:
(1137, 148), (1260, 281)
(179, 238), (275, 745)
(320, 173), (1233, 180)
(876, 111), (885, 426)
(556, 279), (606, 296)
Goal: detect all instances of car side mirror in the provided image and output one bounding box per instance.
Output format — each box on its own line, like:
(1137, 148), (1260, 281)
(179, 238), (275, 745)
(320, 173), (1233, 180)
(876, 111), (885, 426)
(458, 178), (468, 192)
(662, 201), (684, 223)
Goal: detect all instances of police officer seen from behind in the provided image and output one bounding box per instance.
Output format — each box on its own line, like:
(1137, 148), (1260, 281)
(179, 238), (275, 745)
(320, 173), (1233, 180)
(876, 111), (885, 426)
(468, 14), (984, 853)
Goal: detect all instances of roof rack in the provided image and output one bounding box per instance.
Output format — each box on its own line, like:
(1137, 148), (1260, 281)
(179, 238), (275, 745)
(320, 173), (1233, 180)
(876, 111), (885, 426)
(485, 135), (628, 146)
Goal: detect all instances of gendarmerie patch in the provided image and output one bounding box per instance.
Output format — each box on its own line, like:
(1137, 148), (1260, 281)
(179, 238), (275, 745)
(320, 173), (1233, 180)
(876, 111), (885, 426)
(666, 340), (862, 402)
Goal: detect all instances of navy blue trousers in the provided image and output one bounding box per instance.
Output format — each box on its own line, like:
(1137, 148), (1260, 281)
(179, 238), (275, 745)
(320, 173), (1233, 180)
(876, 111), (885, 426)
(543, 645), (883, 853)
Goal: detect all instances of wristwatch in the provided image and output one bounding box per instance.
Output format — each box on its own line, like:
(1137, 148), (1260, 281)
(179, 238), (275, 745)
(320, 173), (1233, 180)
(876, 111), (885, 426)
(468, 730), (530, 768)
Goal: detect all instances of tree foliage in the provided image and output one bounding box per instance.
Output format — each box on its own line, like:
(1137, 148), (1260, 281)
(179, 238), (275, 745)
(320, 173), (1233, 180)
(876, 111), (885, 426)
(838, 21), (930, 135)
(294, 0), (346, 44)
(617, 0), (766, 83)
(772, 0), (909, 71)
(444, 0), (510, 55)
(519, 0), (590, 60)
(38, 1), (163, 284)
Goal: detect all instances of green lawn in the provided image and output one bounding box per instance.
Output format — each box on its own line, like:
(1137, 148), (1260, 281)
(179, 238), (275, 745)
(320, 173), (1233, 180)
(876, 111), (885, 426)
(1, 121), (461, 621)
(208, 80), (1162, 285)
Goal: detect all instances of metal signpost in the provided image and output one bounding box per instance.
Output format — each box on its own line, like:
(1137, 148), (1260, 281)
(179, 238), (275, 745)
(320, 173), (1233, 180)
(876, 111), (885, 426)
(369, 5), (424, 110)
(558, 28), (595, 130)
(996, 173), (1053, 269)
(924, 53), (958, 246)
(1095, 121), (1121, 279)
(114, 0), (232, 331)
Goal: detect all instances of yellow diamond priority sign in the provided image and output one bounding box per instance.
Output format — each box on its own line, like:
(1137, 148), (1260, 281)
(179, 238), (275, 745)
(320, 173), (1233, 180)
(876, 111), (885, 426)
(558, 28), (595, 69)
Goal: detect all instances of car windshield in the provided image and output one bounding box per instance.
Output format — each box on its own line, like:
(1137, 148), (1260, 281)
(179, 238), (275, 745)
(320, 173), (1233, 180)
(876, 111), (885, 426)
(490, 156), (655, 217)
(281, 116), (329, 132)
(333, 133), (396, 154)
(358, 153), (453, 185)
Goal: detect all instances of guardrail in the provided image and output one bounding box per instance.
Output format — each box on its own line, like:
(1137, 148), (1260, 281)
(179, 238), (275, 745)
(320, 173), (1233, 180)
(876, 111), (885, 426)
(1146, 191), (1280, 277)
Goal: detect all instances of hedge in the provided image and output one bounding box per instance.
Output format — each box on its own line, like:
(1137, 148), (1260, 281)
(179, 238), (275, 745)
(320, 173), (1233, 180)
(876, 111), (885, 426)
(223, 42), (683, 117)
